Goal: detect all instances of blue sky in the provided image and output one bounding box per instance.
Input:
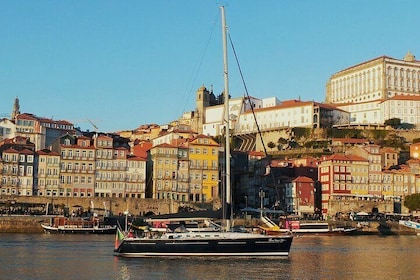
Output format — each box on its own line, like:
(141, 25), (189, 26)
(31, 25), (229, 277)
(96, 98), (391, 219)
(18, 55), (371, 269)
(1, 0), (420, 132)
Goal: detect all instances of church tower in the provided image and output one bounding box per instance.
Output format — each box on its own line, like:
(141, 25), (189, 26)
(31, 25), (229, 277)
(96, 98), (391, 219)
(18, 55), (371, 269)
(193, 86), (210, 134)
(11, 97), (20, 120)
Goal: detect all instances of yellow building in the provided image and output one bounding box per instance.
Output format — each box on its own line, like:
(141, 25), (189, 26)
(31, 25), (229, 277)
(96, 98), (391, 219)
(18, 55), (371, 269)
(187, 135), (219, 202)
(349, 158), (370, 196)
(150, 143), (178, 200)
(176, 141), (191, 202)
(150, 135), (220, 203)
(346, 144), (383, 197)
(35, 149), (60, 196)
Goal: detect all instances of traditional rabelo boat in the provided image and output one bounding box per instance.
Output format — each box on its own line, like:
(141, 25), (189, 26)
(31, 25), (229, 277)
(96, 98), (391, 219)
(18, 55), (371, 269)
(41, 216), (116, 234)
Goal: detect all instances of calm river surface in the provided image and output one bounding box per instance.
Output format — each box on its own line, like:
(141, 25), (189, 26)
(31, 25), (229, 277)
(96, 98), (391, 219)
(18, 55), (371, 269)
(0, 233), (419, 280)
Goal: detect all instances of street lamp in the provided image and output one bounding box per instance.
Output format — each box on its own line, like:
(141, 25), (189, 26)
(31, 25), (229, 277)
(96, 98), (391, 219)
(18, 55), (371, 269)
(244, 195), (248, 222)
(124, 210), (129, 232)
(259, 189), (265, 218)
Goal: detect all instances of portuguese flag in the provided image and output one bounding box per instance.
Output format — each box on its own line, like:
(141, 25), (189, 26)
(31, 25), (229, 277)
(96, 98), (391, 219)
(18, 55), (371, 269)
(114, 227), (125, 250)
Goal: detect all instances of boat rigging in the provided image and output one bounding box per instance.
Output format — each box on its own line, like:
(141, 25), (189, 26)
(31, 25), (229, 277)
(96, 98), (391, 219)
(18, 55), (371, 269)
(113, 6), (293, 258)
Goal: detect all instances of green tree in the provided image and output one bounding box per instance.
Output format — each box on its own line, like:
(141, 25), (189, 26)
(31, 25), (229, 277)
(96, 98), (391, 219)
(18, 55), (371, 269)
(277, 137), (288, 150)
(384, 118), (402, 129)
(399, 123), (415, 130)
(403, 194), (420, 212)
(383, 133), (407, 150)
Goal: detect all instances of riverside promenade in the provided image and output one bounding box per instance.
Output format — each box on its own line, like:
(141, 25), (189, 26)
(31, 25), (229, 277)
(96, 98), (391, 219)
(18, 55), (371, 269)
(0, 215), (417, 234)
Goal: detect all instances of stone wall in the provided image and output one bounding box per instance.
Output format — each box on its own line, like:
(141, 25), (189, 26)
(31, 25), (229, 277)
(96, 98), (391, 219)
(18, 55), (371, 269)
(328, 199), (395, 215)
(0, 216), (45, 233)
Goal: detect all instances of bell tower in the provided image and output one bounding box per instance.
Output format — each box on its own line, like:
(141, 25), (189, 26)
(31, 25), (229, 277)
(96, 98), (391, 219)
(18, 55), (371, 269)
(11, 97), (20, 120)
(193, 86), (210, 134)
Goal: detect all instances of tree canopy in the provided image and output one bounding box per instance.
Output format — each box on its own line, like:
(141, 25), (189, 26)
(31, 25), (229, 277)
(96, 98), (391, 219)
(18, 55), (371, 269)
(403, 194), (420, 212)
(384, 118), (402, 129)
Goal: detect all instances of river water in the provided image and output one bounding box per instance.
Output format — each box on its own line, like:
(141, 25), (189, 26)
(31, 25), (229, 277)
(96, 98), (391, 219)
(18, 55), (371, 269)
(0, 233), (418, 280)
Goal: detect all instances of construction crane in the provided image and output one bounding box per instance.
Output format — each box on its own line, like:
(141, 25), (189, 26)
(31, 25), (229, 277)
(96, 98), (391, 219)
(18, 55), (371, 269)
(87, 119), (99, 133)
(71, 119), (101, 132)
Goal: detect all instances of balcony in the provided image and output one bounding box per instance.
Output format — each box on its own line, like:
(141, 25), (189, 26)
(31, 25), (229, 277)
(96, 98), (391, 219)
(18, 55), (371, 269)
(177, 178), (189, 182)
(189, 165), (202, 170)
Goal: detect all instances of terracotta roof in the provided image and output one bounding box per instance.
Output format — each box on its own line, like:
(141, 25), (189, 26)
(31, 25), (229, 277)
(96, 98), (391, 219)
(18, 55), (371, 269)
(16, 113), (37, 120)
(127, 155), (146, 161)
(243, 99), (347, 115)
(292, 176), (314, 183)
(97, 135), (113, 140)
(155, 143), (177, 148)
(381, 147), (397, 153)
(2, 147), (19, 153)
(60, 144), (95, 149)
(19, 148), (35, 155)
(381, 94), (420, 102)
(36, 149), (60, 156)
(16, 113), (73, 126)
(323, 154), (368, 162)
(242, 99), (313, 114)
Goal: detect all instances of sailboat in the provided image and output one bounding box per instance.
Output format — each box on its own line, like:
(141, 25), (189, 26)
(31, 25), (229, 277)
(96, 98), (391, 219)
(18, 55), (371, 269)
(113, 6), (293, 258)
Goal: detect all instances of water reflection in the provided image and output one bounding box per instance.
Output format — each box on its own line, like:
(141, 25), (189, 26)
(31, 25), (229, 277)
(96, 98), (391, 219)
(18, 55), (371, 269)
(0, 234), (419, 280)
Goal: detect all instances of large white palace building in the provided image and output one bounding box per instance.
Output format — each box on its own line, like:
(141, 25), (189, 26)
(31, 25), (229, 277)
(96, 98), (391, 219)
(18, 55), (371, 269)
(326, 51), (420, 126)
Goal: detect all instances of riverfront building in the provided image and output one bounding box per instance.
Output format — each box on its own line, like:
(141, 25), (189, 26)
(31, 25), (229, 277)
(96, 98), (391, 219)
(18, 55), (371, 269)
(149, 134), (219, 203)
(34, 149), (60, 197)
(0, 148), (35, 196)
(187, 135), (219, 202)
(317, 144), (420, 216)
(150, 143), (179, 201)
(51, 134), (96, 198)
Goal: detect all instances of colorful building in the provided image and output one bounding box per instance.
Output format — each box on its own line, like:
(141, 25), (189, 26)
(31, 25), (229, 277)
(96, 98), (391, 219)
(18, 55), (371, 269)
(34, 149), (60, 196)
(187, 135), (219, 202)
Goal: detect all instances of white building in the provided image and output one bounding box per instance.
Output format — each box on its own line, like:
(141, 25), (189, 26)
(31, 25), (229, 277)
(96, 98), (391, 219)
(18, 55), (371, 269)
(380, 95), (420, 125)
(237, 100), (349, 133)
(261, 97), (280, 108)
(336, 100), (382, 125)
(0, 118), (16, 141)
(326, 51), (420, 127)
(202, 97), (246, 136)
(126, 156), (147, 199)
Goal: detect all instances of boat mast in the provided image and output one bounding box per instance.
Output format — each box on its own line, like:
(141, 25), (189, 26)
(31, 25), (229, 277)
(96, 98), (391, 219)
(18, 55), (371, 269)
(221, 6), (231, 232)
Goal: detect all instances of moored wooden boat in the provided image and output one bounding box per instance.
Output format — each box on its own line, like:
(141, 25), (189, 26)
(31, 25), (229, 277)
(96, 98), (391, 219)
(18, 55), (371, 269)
(41, 216), (116, 234)
(277, 220), (358, 235)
